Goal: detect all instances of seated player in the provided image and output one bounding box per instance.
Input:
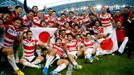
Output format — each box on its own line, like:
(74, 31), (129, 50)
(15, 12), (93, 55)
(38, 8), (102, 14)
(65, 33), (82, 69)
(43, 38), (69, 75)
(83, 33), (98, 63)
(19, 30), (45, 69)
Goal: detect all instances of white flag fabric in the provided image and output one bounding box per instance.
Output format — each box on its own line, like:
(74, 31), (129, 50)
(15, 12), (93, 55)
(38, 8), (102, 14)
(118, 37), (128, 54)
(30, 27), (57, 43)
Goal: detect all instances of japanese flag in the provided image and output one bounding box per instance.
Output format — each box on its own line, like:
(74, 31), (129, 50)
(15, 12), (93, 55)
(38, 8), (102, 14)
(97, 29), (118, 55)
(30, 27), (57, 43)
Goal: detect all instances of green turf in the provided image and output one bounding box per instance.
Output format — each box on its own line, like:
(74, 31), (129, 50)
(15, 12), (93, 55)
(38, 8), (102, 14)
(0, 55), (134, 75)
(0, 45), (134, 75)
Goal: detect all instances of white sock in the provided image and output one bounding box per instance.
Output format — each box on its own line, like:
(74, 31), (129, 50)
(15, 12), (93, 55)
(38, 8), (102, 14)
(32, 59), (41, 65)
(45, 55), (54, 68)
(84, 51), (91, 59)
(7, 54), (19, 71)
(23, 61), (38, 68)
(72, 62), (78, 66)
(36, 49), (41, 56)
(96, 49), (99, 56)
(15, 50), (19, 63)
(54, 64), (66, 72)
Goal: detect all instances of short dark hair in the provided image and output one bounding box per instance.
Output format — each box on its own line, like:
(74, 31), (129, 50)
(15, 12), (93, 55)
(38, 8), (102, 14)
(12, 17), (22, 22)
(76, 34), (81, 38)
(69, 11), (74, 14)
(67, 33), (72, 37)
(61, 13), (66, 16)
(86, 33), (91, 36)
(40, 20), (46, 24)
(59, 29), (65, 34)
(115, 9), (121, 12)
(26, 30), (32, 35)
(124, 6), (130, 9)
(27, 10), (34, 14)
(55, 38), (61, 42)
(74, 24), (80, 28)
(32, 6), (38, 9)
(15, 6), (23, 9)
(48, 8), (53, 12)
(94, 19), (102, 26)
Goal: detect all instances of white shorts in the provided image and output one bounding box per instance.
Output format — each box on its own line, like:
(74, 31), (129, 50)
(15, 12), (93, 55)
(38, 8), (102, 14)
(68, 51), (78, 59)
(87, 48), (93, 54)
(23, 56), (35, 62)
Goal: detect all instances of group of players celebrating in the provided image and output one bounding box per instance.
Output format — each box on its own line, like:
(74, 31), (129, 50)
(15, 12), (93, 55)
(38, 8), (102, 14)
(1, 0), (134, 75)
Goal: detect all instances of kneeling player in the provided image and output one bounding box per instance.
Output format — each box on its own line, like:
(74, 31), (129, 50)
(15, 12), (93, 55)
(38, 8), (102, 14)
(0, 18), (24, 75)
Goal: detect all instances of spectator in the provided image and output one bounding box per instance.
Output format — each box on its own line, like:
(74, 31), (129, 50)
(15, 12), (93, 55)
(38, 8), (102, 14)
(113, 9), (124, 26)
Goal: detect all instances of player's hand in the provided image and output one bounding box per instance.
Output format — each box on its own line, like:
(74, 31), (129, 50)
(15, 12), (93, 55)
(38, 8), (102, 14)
(62, 53), (67, 58)
(8, 5), (14, 9)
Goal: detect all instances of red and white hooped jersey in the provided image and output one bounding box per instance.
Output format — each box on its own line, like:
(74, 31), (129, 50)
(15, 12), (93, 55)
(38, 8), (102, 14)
(74, 16), (81, 20)
(44, 15), (57, 28)
(52, 44), (64, 57)
(32, 17), (41, 27)
(57, 18), (67, 27)
(22, 15), (32, 27)
(83, 39), (94, 48)
(81, 15), (90, 27)
(65, 28), (72, 34)
(1, 25), (20, 47)
(22, 39), (38, 57)
(90, 26), (104, 35)
(57, 35), (67, 46)
(72, 29), (85, 35)
(66, 40), (77, 52)
(76, 39), (84, 46)
(67, 16), (75, 22)
(99, 13), (112, 27)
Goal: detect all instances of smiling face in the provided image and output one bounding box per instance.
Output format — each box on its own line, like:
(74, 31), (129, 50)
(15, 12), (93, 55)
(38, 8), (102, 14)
(26, 31), (32, 40)
(56, 39), (62, 46)
(40, 20), (46, 27)
(116, 21), (122, 28)
(95, 21), (100, 27)
(115, 10), (121, 17)
(74, 25), (79, 30)
(61, 14), (66, 19)
(65, 22), (70, 28)
(37, 11), (43, 18)
(82, 11), (87, 17)
(3, 13), (10, 22)
(27, 11), (34, 20)
(15, 7), (23, 15)
(32, 6), (38, 13)
(101, 7), (107, 14)
(76, 34), (81, 40)
(48, 9), (53, 16)
(67, 34), (73, 41)
(86, 33), (91, 40)
(12, 19), (21, 29)
(124, 7), (130, 14)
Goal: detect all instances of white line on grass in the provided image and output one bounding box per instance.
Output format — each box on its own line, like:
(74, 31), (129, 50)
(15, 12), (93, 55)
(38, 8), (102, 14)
(66, 63), (73, 75)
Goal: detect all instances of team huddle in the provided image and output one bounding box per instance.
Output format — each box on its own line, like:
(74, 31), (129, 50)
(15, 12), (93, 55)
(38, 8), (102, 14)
(0, 1), (134, 75)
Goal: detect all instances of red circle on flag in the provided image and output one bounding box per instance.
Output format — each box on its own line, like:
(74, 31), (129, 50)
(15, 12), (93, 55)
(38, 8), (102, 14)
(100, 38), (113, 50)
(39, 31), (50, 43)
